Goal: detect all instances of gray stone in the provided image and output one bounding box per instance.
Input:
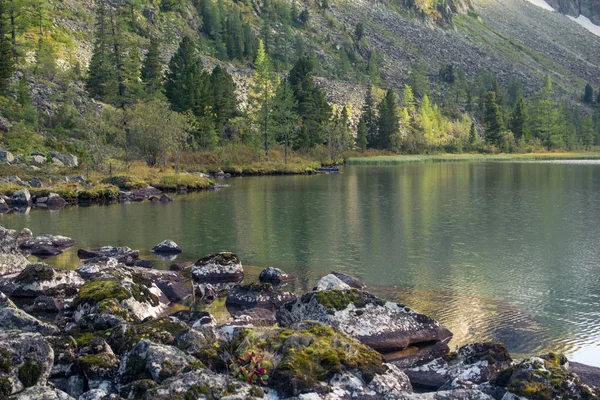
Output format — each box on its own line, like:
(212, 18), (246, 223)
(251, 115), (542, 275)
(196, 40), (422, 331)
(0, 150), (15, 164)
(0, 308), (59, 334)
(276, 290), (453, 355)
(30, 178), (43, 188)
(150, 240), (182, 254)
(9, 386), (75, 400)
(191, 252), (244, 283)
(0, 331), (55, 394)
(226, 283), (296, 312)
(10, 188), (31, 205)
(331, 271), (366, 289)
(313, 274), (351, 291)
(0, 263), (84, 298)
(259, 267), (296, 285)
(19, 234), (76, 256)
(30, 155), (46, 166)
(0, 225), (29, 276)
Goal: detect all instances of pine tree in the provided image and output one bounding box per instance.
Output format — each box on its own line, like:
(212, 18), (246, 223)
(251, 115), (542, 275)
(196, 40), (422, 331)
(141, 38), (164, 99)
(120, 45), (143, 107)
(356, 118), (367, 152)
(34, 38), (56, 80)
(165, 37), (211, 115)
(359, 85), (378, 148)
(86, 0), (116, 100)
(0, 0), (14, 92)
(469, 122), (478, 145)
(582, 114), (594, 150)
(529, 75), (556, 150)
(510, 97), (530, 142)
(288, 56), (331, 148)
(583, 83), (594, 104)
(354, 22), (364, 43)
(210, 65), (237, 133)
(251, 40), (276, 159)
(271, 78), (298, 163)
(484, 91), (504, 147)
(377, 89), (399, 150)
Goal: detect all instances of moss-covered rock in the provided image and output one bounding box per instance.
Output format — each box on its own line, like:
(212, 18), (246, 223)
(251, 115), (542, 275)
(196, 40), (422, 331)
(506, 353), (600, 400)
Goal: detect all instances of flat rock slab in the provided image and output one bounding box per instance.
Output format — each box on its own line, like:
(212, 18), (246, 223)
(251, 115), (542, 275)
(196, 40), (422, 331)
(19, 234), (75, 256)
(276, 289), (453, 354)
(191, 252), (244, 283)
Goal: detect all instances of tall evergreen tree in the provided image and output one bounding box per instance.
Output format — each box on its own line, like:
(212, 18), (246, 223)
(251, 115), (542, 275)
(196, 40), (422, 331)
(529, 75), (556, 150)
(210, 65), (237, 133)
(377, 89), (399, 150)
(403, 84), (416, 116)
(583, 83), (594, 104)
(484, 91), (504, 147)
(359, 85), (378, 148)
(271, 78), (298, 163)
(510, 97), (530, 142)
(288, 56), (331, 148)
(141, 38), (164, 99)
(165, 36), (211, 116)
(86, 0), (116, 100)
(582, 114), (594, 150)
(0, 0), (13, 92)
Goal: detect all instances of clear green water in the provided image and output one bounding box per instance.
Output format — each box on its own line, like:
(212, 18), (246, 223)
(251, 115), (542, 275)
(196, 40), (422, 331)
(2, 161), (600, 366)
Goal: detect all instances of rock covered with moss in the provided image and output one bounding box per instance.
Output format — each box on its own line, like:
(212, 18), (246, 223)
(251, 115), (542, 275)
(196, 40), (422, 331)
(191, 252), (244, 283)
(276, 289), (453, 356)
(77, 247), (140, 266)
(0, 331), (54, 396)
(72, 278), (170, 326)
(502, 353), (599, 400)
(404, 342), (514, 390)
(7, 385), (75, 400)
(0, 263), (84, 298)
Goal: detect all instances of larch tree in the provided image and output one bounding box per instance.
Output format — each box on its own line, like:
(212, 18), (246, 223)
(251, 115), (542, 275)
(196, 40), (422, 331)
(251, 39), (276, 159)
(0, 0), (15, 91)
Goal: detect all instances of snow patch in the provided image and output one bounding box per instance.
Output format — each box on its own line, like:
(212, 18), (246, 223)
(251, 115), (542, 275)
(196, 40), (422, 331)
(568, 15), (600, 37)
(524, 0), (554, 11)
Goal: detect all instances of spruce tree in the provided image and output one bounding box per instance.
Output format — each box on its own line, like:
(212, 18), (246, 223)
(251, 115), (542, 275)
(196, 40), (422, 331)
(288, 56), (331, 148)
(360, 85), (378, 148)
(271, 78), (298, 163)
(484, 91), (504, 147)
(356, 118), (367, 152)
(582, 114), (594, 150)
(0, 0), (14, 92)
(510, 97), (530, 142)
(529, 75), (556, 150)
(86, 0), (116, 100)
(583, 83), (594, 104)
(210, 65), (237, 133)
(141, 38), (164, 99)
(469, 122), (478, 145)
(377, 89), (399, 151)
(165, 36), (211, 115)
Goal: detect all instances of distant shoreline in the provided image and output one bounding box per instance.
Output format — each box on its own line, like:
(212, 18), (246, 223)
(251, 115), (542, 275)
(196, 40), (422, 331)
(345, 152), (600, 165)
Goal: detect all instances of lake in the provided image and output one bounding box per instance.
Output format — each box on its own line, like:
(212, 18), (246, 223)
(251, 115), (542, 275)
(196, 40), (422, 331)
(2, 161), (600, 366)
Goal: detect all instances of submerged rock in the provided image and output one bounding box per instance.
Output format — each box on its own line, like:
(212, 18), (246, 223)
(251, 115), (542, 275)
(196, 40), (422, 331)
(276, 290), (453, 356)
(0, 331), (54, 395)
(258, 267), (295, 285)
(225, 282), (296, 311)
(190, 252), (244, 283)
(150, 240), (182, 254)
(404, 342), (513, 390)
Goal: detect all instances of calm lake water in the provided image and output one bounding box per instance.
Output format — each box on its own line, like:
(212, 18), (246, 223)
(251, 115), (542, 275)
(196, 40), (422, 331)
(2, 161), (600, 366)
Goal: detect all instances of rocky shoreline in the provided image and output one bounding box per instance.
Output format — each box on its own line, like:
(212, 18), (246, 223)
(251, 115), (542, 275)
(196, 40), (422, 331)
(0, 225), (598, 400)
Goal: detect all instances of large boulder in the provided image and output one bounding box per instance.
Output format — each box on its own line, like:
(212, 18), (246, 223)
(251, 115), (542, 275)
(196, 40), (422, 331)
(46, 193), (67, 209)
(0, 308), (59, 335)
(19, 234), (76, 257)
(77, 247), (139, 266)
(72, 278), (170, 325)
(8, 385), (74, 400)
(75, 352), (120, 393)
(331, 271), (366, 289)
(10, 189), (31, 205)
(404, 342), (513, 390)
(0, 150), (14, 164)
(190, 252), (244, 283)
(118, 340), (196, 384)
(150, 240), (182, 255)
(0, 263), (84, 298)
(570, 362), (600, 392)
(51, 153), (78, 168)
(0, 198), (10, 214)
(30, 155), (46, 166)
(0, 331), (55, 395)
(225, 283), (296, 312)
(141, 369), (267, 400)
(276, 290), (453, 356)
(0, 291), (16, 308)
(502, 353), (599, 399)
(0, 226), (29, 276)
(258, 267), (295, 285)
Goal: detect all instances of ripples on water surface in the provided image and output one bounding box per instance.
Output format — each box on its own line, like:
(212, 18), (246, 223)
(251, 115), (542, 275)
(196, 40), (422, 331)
(2, 161), (600, 366)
